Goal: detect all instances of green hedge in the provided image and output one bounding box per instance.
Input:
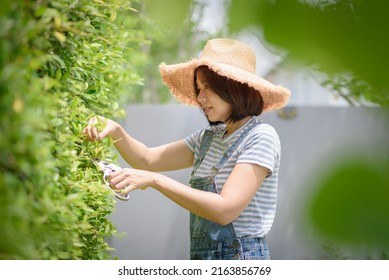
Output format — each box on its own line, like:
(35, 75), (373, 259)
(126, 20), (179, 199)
(0, 0), (147, 259)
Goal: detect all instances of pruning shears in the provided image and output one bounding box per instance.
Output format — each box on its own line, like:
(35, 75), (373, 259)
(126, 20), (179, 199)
(92, 159), (130, 201)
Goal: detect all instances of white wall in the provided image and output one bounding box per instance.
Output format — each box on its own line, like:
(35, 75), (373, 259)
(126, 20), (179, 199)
(110, 105), (389, 259)
(110, 105), (206, 260)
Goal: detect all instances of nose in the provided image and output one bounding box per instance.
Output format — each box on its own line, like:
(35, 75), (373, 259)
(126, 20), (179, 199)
(196, 89), (206, 104)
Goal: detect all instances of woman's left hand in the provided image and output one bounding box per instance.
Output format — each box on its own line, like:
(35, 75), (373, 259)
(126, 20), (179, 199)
(108, 168), (155, 194)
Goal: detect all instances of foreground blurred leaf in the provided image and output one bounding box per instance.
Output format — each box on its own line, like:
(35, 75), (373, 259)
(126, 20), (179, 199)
(228, 0), (389, 106)
(308, 157), (389, 249)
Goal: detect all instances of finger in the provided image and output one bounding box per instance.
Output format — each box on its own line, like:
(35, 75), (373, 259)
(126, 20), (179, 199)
(98, 127), (110, 140)
(91, 126), (101, 140)
(82, 127), (89, 138)
(115, 179), (132, 190)
(82, 126), (96, 141)
(120, 183), (136, 195)
(109, 170), (127, 189)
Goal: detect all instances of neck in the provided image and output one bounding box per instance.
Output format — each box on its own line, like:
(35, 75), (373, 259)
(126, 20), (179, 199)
(224, 116), (252, 137)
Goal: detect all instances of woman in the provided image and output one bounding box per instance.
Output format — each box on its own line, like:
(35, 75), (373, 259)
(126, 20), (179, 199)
(83, 38), (290, 260)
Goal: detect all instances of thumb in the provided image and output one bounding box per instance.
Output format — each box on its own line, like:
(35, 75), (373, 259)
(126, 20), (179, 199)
(98, 127), (110, 140)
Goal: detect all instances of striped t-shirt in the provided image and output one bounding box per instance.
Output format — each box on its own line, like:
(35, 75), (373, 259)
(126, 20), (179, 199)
(184, 116), (280, 238)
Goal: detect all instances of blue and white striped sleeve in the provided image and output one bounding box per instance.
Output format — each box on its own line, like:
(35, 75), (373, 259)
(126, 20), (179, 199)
(236, 124), (281, 176)
(184, 129), (204, 154)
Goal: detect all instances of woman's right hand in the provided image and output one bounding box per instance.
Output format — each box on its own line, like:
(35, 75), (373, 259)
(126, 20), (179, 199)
(83, 115), (119, 141)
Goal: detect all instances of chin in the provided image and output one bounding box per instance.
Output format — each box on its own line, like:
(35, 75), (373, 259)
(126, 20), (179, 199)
(207, 118), (223, 126)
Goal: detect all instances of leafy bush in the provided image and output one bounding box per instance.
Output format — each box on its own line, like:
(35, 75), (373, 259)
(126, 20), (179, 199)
(0, 0), (147, 259)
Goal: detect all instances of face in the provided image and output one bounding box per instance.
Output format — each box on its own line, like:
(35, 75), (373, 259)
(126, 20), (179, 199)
(196, 71), (232, 123)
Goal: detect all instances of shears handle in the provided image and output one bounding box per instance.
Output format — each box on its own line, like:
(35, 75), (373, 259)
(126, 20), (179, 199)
(101, 162), (130, 201)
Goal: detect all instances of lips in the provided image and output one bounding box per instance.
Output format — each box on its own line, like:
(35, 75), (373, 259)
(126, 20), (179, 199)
(202, 106), (212, 115)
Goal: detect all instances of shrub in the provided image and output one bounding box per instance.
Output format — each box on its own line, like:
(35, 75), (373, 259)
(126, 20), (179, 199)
(0, 0), (147, 259)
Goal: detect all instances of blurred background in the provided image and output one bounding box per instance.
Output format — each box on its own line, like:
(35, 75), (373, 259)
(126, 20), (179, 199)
(110, 0), (389, 259)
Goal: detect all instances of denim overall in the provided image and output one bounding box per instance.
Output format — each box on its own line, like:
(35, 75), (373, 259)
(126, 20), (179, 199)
(189, 118), (270, 260)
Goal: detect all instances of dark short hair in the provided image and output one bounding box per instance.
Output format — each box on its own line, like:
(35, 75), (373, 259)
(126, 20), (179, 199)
(194, 65), (264, 125)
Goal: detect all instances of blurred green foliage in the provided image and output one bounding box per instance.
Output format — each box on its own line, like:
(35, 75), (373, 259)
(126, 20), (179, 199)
(308, 157), (389, 256)
(229, 0), (389, 106)
(0, 0), (148, 259)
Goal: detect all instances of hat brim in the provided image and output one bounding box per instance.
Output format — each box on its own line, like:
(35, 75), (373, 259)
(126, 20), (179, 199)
(159, 58), (290, 112)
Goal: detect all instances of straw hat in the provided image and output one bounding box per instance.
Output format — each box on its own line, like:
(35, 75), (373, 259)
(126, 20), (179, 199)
(159, 38), (290, 112)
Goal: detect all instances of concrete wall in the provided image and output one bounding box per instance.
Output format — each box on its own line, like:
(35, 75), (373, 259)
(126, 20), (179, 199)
(109, 105), (389, 259)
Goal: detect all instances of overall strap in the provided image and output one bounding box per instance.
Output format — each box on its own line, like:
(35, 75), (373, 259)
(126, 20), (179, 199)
(191, 128), (219, 177)
(212, 118), (261, 173)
